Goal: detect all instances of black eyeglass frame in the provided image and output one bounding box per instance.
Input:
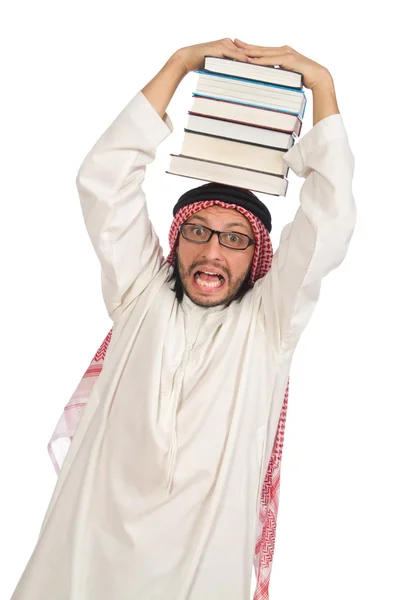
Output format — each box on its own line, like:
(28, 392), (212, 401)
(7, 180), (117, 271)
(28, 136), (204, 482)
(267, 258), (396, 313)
(179, 223), (255, 251)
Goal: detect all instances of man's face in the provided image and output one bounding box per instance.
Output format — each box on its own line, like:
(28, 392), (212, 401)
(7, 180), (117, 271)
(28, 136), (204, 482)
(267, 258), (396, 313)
(176, 205), (255, 307)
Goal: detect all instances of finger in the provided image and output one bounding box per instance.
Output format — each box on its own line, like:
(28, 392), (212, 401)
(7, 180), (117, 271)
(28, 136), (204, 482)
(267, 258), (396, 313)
(234, 38), (248, 46)
(241, 45), (286, 55)
(219, 40), (250, 61)
(222, 49), (250, 62)
(244, 51), (287, 63)
(246, 56), (286, 68)
(234, 39), (265, 48)
(234, 38), (274, 51)
(233, 51), (250, 62)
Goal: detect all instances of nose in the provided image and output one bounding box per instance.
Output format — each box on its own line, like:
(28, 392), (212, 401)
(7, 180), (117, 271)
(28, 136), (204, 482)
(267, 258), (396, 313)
(200, 232), (224, 260)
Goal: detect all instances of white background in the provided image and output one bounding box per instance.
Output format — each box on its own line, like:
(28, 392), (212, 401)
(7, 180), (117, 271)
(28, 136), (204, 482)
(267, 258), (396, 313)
(1, 1), (396, 598)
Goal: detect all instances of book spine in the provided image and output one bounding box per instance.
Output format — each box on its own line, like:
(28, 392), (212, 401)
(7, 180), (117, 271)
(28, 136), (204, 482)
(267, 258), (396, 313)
(302, 94), (307, 119)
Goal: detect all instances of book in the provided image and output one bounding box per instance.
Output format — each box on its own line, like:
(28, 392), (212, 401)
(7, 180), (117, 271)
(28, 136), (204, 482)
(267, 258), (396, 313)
(204, 55), (303, 90)
(167, 155), (288, 197)
(189, 96), (302, 136)
(195, 70), (307, 117)
(166, 56), (306, 197)
(185, 113), (295, 150)
(180, 131), (289, 176)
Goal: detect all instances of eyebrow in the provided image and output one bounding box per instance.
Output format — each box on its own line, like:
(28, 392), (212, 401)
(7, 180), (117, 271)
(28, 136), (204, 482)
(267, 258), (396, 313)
(187, 215), (251, 233)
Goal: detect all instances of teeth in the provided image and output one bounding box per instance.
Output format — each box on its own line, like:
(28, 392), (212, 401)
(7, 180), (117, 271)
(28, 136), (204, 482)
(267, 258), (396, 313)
(195, 273), (224, 289)
(201, 271), (224, 279)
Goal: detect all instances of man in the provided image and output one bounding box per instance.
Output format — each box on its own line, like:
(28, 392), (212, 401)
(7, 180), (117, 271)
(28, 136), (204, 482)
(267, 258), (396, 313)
(11, 39), (356, 600)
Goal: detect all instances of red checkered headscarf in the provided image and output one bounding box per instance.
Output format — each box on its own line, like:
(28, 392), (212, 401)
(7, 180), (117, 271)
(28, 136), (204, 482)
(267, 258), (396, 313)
(47, 186), (290, 600)
(166, 199), (272, 285)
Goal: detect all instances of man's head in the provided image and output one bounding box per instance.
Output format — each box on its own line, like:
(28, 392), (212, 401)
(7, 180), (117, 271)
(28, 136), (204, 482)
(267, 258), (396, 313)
(175, 204), (255, 307)
(167, 183), (274, 308)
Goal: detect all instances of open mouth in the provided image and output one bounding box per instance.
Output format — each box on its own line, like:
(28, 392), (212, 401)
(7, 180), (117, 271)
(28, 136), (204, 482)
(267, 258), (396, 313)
(192, 270), (226, 292)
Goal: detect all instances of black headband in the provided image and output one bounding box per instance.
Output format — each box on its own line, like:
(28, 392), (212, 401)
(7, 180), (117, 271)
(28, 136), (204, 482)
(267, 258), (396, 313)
(173, 182), (272, 233)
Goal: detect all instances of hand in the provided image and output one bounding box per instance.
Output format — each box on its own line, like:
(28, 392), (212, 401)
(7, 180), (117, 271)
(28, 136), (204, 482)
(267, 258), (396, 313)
(233, 40), (332, 90)
(175, 38), (250, 75)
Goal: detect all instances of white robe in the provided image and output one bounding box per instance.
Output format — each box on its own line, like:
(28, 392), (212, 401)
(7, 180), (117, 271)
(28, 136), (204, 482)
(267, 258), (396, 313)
(11, 91), (356, 600)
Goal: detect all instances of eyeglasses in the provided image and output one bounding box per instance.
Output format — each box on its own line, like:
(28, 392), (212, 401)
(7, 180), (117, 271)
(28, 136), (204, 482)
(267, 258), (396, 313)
(179, 223), (255, 251)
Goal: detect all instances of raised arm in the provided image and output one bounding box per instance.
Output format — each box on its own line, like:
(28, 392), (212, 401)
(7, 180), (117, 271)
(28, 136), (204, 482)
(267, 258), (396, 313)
(259, 111), (355, 352)
(231, 43), (357, 353)
(76, 40), (249, 322)
(76, 91), (174, 321)
(255, 72), (356, 353)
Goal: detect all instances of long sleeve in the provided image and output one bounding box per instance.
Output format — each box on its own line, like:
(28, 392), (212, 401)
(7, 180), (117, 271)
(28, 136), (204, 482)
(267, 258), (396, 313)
(256, 113), (356, 354)
(76, 90), (173, 321)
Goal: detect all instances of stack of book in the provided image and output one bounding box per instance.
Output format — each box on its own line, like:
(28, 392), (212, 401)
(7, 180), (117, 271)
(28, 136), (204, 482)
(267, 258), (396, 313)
(166, 56), (308, 196)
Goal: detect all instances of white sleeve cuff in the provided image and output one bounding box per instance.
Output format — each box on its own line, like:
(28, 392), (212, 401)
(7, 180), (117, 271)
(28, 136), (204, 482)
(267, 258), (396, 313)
(124, 90), (174, 147)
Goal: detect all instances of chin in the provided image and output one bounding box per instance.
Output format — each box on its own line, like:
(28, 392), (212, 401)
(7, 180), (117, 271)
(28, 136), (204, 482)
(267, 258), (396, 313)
(184, 283), (233, 308)
(187, 292), (227, 308)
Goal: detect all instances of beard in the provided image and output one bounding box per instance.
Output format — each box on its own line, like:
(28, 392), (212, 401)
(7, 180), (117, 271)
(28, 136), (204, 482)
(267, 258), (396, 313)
(175, 254), (251, 308)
